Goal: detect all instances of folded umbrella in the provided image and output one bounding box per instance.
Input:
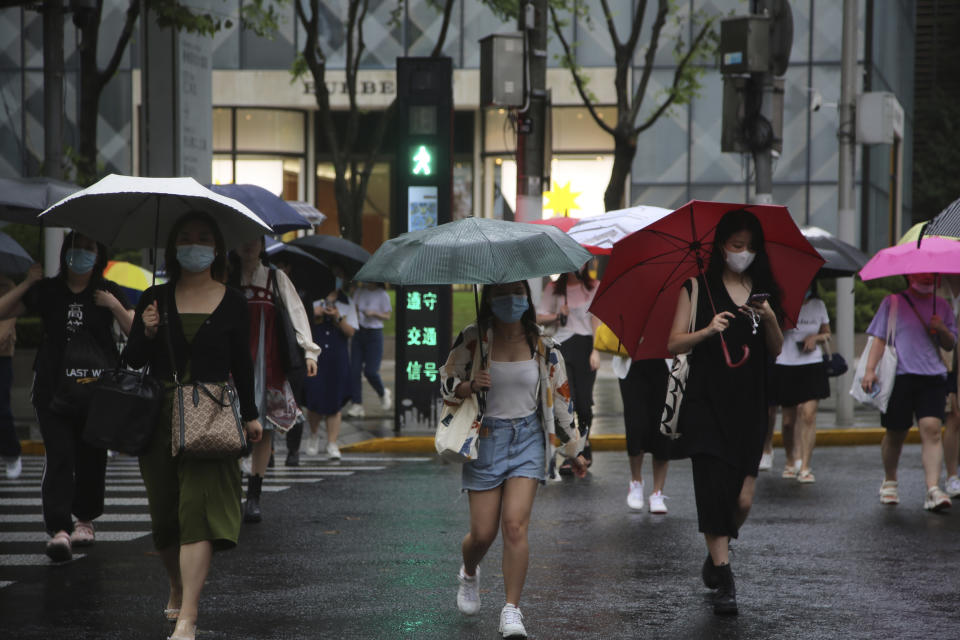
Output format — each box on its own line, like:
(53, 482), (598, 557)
(38, 174), (272, 249)
(0, 177), (80, 225)
(567, 205), (673, 255)
(353, 217), (593, 285)
(289, 235), (371, 279)
(206, 184), (311, 233)
(801, 226), (869, 277)
(590, 200), (824, 360)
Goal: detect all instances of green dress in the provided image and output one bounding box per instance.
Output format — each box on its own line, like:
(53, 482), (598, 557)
(138, 313), (243, 551)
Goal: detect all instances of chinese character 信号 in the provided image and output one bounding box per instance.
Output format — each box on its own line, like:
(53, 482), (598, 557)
(406, 360), (422, 381)
(422, 327), (437, 346)
(423, 292), (438, 310)
(406, 327), (422, 346)
(424, 361), (438, 382)
(406, 291), (422, 311)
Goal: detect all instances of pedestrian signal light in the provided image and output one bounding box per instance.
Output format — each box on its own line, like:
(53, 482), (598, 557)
(412, 145), (433, 176)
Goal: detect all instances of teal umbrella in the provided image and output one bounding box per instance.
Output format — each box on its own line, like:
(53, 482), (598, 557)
(354, 217), (593, 285)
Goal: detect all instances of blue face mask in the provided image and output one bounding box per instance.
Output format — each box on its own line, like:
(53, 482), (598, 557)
(335, 277), (344, 291)
(490, 294), (529, 323)
(176, 244), (216, 273)
(65, 248), (97, 274)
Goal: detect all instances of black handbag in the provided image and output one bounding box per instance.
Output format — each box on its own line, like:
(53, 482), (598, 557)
(49, 328), (117, 416)
(822, 340), (848, 377)
(269, 268), (307, 400)
(83, 358), (163, 455)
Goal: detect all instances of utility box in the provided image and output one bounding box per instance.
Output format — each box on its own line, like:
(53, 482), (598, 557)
(480, 33), (525, 108)
(857, 92), (904, 144)
(719, 16), (770, 75)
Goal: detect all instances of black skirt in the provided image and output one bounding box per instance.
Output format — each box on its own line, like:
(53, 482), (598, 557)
(618, 359), (671, 460)
(771, 362), (830, 407)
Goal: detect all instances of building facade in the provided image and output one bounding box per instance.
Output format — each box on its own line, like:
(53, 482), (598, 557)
(0, 0), (914, 254)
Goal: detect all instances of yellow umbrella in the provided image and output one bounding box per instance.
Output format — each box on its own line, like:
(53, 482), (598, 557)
(103, 260), (165, 304)
(898, 221), (960, 245)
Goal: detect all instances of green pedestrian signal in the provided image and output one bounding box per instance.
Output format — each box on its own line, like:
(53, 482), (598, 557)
(412, 145), (432, 176)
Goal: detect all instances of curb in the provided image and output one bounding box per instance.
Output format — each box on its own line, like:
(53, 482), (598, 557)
(17, 428), (920, 457)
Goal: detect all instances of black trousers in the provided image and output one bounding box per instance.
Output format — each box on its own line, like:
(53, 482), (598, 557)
(37, 405), (107, 535)
(286, 421), (303, 454)
(558, 334), (596, 434)
(0, 358), (19, 459)
(691, 454), (748, 539)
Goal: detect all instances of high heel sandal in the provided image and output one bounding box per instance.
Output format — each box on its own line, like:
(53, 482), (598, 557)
(163, 608), (180, 621)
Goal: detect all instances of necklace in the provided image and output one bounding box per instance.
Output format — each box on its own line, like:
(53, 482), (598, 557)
(745, 306), (759, 335)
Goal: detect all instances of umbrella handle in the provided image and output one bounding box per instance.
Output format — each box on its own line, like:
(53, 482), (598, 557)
(721, 338), (750, 369)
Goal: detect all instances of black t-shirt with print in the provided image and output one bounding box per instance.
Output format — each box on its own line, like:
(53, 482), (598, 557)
(23, 276), (130, 405)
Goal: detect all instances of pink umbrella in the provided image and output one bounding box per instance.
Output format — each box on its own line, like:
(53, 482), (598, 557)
(527, 217), (605, 254)
(859, 236), (960, 280)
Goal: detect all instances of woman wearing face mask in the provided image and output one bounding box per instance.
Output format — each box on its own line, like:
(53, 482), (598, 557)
(302, 272), (358, 459)
(861, 273), (957, 511)
(0, 231), (132, 562)
(228, 238), (319, 521)
(667, 209), (784, 616)
(768, 280), (832, 483)
(441, 281), (587, 639)
(124, 212), (263, 640)
(536, 265), (600, 474)
(346, 281), (392, 418)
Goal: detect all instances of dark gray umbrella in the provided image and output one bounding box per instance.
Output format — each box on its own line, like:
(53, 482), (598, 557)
(289, 235), (371, 278)
(802, 226), (869, 277)
(265, 237), (336, 299)
(0, 231), (36, 274)
(0, 177), (80, 224)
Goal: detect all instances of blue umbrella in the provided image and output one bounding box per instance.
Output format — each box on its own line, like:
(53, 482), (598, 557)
(0, 231), (36, 274)
(206, 184), (311, 233)
(0, 176), (80, 225)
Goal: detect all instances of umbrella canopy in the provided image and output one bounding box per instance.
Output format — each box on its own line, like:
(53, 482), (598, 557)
(0, 231), (35, 274)
(265, 237), (336, 300)
(899, 221), (960, 245)
(567, 205), (673, 255)
(920, 196), (960, 241)
(103, 260), (166, 305)
(590, 200), (824, 360)
(353, 217), (593, 285)
(859, 236), (960, 280)
(801, 226), (869, 277)
(287, 201), (327, 226)
(529, 216), (580, 233)
(289, 234), (371, 279)
(0, 177), (80, 225)
(38, 174), (272, 249)
(206, 184), (311, 233)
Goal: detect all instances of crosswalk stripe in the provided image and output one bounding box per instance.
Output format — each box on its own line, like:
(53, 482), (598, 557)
(0, 554), (86, 566)
(0, 514), (152, 523)
(0, 486), (147, 493)
(0, 532), (148, 543)
(0, 498), (149, 506)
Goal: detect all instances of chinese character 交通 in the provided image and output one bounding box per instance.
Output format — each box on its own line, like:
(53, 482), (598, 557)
(422, 327), (437, 346)
(407, 327), (423, 346)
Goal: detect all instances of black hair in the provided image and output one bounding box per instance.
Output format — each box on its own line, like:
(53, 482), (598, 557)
(59, 231), (108, 282)
(706, 208), (783, 318)
(164, 211), (227, 283)
(552, 265), (595, 297)
(226, 236), (268, 288)
(477, 281), (539, 356)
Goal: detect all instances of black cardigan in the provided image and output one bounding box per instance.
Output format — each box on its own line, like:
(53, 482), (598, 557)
(124, 283), (258, 422)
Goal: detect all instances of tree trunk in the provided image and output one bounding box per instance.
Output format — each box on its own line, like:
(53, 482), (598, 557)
(603, 131), (636, 212)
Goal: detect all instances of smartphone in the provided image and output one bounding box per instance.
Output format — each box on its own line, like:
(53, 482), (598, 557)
(747, 293), (770, 305)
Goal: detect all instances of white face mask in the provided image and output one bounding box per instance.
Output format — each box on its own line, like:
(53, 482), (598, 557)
(725, 249), (756, 274)
(910, 281), (935, 295)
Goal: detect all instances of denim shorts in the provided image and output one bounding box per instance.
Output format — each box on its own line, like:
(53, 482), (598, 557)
(461, 412), (545, 492)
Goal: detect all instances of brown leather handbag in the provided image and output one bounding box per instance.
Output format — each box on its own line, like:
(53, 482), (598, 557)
(163, 289), (247, 458)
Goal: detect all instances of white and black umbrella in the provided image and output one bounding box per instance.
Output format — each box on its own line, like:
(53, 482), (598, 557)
(567, 205), (673, 254)
(801, 226), (869, 277)
(38, 174), (272, 249)
(920, 197), (960, 243)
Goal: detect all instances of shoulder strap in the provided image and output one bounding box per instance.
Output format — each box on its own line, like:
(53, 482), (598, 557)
(885, 294), (899, 346)
(162, 285), (180, 384)
(688, 276), (700, 333)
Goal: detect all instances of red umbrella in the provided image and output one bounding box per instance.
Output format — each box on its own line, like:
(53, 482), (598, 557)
(589, 200), (824, 360)
(528, 217), (605, 255)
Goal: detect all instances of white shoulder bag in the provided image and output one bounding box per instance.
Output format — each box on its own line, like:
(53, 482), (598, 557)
(660, 277), (699, 439)
(850, 295), (899, 413)
(435, 343), (484, 463)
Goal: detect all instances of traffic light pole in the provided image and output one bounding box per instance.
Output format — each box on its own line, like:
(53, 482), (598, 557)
(751, 71), (774, 205)
(515, 0), (547, 223)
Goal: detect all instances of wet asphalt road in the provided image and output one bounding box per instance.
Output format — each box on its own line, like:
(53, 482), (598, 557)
(2, 445), (960, 640)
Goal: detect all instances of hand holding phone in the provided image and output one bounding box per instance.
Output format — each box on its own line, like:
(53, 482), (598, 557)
(747, 292), (770, 306)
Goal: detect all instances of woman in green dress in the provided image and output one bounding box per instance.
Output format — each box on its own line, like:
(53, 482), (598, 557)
(125, 211), (263, 640)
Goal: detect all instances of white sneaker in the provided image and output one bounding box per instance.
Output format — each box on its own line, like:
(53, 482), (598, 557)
(326, 442), (341, 460)
(648, 490), (668, 514)
(626, 480), (644, 510)
(924, 486), (952, 512)
(945, 475), (960, 498)
(4, 456), (21, 480)
(456, 566), (480, 615)
(240, 456), (252, 477)
(381, 388), (392, 411)
(499, 604), (526, 638)
(346, 403), (365, 418)
(305, 432), (320, 456)
(758, 450), (773, 471)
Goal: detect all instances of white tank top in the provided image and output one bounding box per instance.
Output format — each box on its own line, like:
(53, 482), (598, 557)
(484, 358), (539, 419)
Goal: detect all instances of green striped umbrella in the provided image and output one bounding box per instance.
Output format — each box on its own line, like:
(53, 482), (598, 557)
(354, 217), (593, 285)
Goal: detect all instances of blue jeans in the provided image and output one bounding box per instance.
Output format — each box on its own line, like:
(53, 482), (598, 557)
(0, 357), (19, 459)
(351, 328), (385, 403)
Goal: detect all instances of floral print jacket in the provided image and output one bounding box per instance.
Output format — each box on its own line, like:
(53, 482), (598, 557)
(439, 323), (585, 469)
